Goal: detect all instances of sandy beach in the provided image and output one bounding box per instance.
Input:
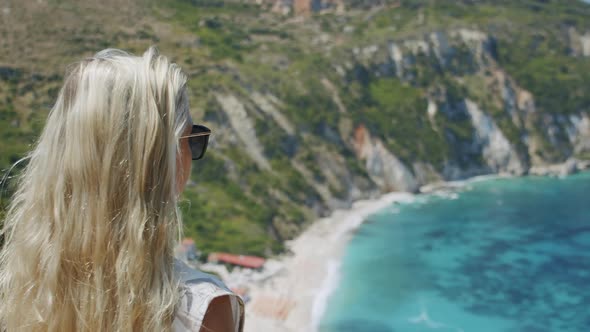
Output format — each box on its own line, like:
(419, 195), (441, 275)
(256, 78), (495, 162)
(222, 192), (416, 332)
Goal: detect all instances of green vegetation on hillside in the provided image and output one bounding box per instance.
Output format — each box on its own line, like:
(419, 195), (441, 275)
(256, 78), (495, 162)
(363, 78), (448, 166)
(1, 0), (589, 256)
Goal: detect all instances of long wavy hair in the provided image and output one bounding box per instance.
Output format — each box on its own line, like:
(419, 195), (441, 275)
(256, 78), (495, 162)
(0, 47), (190, 331)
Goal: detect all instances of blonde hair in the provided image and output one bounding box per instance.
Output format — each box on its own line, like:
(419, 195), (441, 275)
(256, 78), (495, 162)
(0, 47), (190, 331)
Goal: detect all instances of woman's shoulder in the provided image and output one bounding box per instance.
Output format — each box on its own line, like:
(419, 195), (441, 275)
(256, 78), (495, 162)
(174, 258), (231, 292)
(173, 259), (245, 332)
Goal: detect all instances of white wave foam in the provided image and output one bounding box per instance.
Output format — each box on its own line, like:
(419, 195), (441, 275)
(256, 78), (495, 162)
(420, 174), (506, 194)
(433, 191), (459, 200)
(311, 259), (341, 332)
(408, 305), (464, 332)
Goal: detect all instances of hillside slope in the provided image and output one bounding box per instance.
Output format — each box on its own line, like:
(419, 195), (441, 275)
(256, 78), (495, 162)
(1, 0), (589, 256)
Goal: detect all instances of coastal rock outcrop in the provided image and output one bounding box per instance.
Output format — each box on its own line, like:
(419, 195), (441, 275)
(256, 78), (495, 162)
(567, 113), (590, 155)
(464, 99), (525, 175)
(214, 94), (272, 171)
(4, 0), (590, 257)
(569, 27), (590, 57)
(352, 125), (419, 192)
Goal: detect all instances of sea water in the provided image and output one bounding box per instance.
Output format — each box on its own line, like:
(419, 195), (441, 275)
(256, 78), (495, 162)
(320, 172), (590, 332)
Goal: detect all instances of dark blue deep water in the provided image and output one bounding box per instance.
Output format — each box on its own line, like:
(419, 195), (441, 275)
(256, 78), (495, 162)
(320, 172), (590, 332)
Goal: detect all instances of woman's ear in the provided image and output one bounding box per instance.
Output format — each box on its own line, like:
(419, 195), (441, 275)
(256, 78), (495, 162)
(175, 122), (193, 196)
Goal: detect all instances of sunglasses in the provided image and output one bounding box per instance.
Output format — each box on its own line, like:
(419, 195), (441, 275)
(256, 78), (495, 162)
(180, 125), (211, 160)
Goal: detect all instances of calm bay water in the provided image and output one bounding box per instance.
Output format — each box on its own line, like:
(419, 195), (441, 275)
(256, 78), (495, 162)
(320, 172), (590, 332)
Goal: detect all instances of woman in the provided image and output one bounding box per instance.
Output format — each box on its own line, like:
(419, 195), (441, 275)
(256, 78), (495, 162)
(0, 47), (244, 331)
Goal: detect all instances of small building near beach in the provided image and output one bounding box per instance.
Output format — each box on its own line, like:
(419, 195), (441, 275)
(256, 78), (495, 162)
(208, 252), (266, 270)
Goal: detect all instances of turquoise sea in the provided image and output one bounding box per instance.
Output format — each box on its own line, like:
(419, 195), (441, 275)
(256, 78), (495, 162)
(320, 172), (590, 332)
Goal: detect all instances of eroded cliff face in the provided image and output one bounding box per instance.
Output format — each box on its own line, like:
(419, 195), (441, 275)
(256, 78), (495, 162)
(199, 26), (588, 249)
(215, 94), (272, 171)
(569, 27), (590, 57)
(567, 113), (590, 154)
(352, 124), (418, 192)
(344, 28), (588, 174)
(3, 0), (589, 255)
(463, 99), (525, 175)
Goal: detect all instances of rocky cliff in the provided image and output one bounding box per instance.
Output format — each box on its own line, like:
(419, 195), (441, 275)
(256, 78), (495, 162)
(1, 0), (589, 255)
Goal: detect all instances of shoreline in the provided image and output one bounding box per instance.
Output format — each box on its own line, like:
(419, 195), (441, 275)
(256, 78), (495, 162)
(224, 164), (589, 332)
(240, 191), (416, 332)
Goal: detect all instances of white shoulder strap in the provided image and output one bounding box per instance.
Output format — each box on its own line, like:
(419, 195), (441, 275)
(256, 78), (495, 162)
(174, 259), (230, 291)
(173, 259), (245, 332)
